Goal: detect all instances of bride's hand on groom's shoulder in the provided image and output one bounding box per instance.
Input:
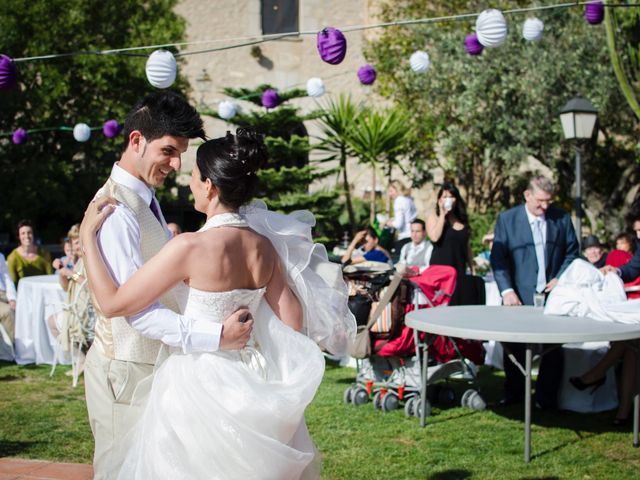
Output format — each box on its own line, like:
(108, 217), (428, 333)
(80, 196), (118, 241)
(219, 308), (254, 351)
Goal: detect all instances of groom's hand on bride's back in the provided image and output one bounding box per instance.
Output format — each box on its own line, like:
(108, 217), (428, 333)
(219, 308), (254, 351)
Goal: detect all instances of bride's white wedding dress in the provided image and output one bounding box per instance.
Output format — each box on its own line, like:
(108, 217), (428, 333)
(116, 205), (356, 480)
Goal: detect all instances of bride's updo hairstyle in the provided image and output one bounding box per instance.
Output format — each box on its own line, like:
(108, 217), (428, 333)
(196, 128), (267, 209)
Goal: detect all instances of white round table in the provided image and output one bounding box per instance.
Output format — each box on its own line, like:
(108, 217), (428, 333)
(14, 275), (68, 365)
(406, 305), (640, 462)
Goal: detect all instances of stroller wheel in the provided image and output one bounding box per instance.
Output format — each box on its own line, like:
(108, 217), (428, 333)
(343, 386), (354, 404)
(404, 397), (415, 417)
(382, 391), (399, 412)
(352, 387), (369, 406)
(372, 391), (383, 410)
(463, 389), (487, 411)
(413, 397), (432, 418)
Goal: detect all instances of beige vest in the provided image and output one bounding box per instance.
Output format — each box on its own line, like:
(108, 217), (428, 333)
(92, 178), (180, 364)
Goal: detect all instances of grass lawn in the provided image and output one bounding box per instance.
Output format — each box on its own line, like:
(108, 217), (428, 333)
(1, 360), (639, 479)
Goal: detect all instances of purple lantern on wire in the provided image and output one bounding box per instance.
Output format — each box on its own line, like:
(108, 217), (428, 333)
(464, 33), (484, 56)
(584, 1), (605, 25)
(357, 64), (377, 85)
(12, 128), (27, 145)
(261, 89), (280, 109)
(0, 55), (17, 90)
(316, 27), (347, 65)
(103, 119), (121, 138)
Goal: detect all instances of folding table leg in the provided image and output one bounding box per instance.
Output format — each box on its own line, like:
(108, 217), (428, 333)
(419, 336), (430, 428)
(524, 345), (532, 463)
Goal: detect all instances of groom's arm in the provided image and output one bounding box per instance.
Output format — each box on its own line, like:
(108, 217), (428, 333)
(96, 205), (227, 352)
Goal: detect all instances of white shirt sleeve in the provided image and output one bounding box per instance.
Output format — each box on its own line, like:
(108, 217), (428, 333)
(97, 205), (222, 353)
(392, 197), (409, 231)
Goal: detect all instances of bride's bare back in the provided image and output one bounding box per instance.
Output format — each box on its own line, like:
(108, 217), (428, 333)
(183, 226), (275, 292)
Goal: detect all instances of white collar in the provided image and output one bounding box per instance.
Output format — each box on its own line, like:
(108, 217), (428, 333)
(409, 240), (427, 250)
(110, 162), (155, 205)
(524, 205), (545, 225)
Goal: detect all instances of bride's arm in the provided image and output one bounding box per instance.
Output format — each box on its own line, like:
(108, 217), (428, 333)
(80, 200), (191, 317)
(264, 258), (303, 332)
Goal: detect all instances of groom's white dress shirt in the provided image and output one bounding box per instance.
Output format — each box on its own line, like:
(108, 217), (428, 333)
(96, 163), (221, 353)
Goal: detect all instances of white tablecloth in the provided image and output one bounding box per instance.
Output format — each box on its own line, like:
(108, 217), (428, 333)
(14, 275), (69, 365)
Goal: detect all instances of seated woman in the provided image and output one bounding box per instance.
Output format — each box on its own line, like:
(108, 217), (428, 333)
(341, 226), (391, 265)
(47, 224), (94, 377)
(7, 220), (53, 286)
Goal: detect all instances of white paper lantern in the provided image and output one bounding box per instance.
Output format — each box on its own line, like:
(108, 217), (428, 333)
(217, 101), (238, 120)
(409, 50), (431, 73)
(73, 123), (91, 142)
(522, 17), (544, 42)
(475, 9), (508, 48)
(306, 77), (325, 97)
(145, 49), (177, 89)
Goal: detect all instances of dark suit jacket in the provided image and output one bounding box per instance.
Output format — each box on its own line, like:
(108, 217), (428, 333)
(490, 205), (579, 306)
(620, 248), (640, 282)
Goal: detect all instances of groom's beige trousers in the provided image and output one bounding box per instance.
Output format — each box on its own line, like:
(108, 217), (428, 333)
(85, 345), (154, 480)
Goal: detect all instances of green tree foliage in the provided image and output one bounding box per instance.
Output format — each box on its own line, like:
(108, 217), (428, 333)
(366, 1), (639, 234)
(0, 0), (190, 243)
(604, 1), (640, 121)
(207, 85), (342, 244)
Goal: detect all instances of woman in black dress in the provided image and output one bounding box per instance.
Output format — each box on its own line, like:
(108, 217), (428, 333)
(426, 182), (475, 305)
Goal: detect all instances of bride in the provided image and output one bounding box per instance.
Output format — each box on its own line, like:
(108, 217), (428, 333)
(81, 128), (355, 479)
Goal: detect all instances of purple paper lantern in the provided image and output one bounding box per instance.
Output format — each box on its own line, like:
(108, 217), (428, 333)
(103, 119), (121, 138)
(316, 27), (347, 65)
(357, 64), (377, 86)
(12, 128), (27, 145)
(261, 89), (280, 109)
(584, 1), (604, 25)
(464, 33), (484, 56)
(0, 55), (17, 90)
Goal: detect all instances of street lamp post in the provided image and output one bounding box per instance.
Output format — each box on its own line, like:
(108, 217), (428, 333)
(559, 97), (598, 251)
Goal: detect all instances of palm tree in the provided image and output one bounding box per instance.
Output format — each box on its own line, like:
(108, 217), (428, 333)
(346, 106), (412, 224)
(315, 95), (361, 235)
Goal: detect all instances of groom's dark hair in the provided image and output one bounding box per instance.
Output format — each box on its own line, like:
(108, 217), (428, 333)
(196, 128), (267, 209)
(122, 91), (205, 150)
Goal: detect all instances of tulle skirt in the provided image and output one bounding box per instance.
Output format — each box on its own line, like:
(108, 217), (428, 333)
(117, 302), (325, 480)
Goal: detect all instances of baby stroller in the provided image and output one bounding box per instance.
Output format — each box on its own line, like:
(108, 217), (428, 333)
(343, 265), (485, 415)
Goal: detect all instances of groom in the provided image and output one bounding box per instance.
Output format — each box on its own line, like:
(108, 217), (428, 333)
(83, 91), (253, 480)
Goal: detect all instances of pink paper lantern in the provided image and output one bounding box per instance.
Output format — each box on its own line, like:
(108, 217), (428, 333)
(357, 64), (376, 85)
(316, 27), (347, 65)
(103, 119), (121, 138)
(0, 55), (17, 90)
(464, 33), (484, 56)
(261, 89), (280, 109)
(12, 128), (27, 145)
(584, 1), (605, 25)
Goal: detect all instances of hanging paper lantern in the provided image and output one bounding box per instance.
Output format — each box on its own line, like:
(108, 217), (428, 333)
(409, 51), (431, 73)
(73, 123), (91, 142)
(464, 33), (484, 56)
(357, 64), (376, 86)
(475, 9), (508, 48)
(584, 1), (605, 25)
(261, 89), (280, 109)
(522, 18), (544, 42)
(0, 55), (17, 90)
(218, 100), (238, 120)
(145, 49), (177, 89)
(102, 119), (120, 138)
(12, 128), (27, 145)
(306, 77), (325, 97)
(316, 27), (347, 65)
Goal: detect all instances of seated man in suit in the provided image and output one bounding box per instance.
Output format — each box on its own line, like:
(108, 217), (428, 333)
(490, 175), (579, 408)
